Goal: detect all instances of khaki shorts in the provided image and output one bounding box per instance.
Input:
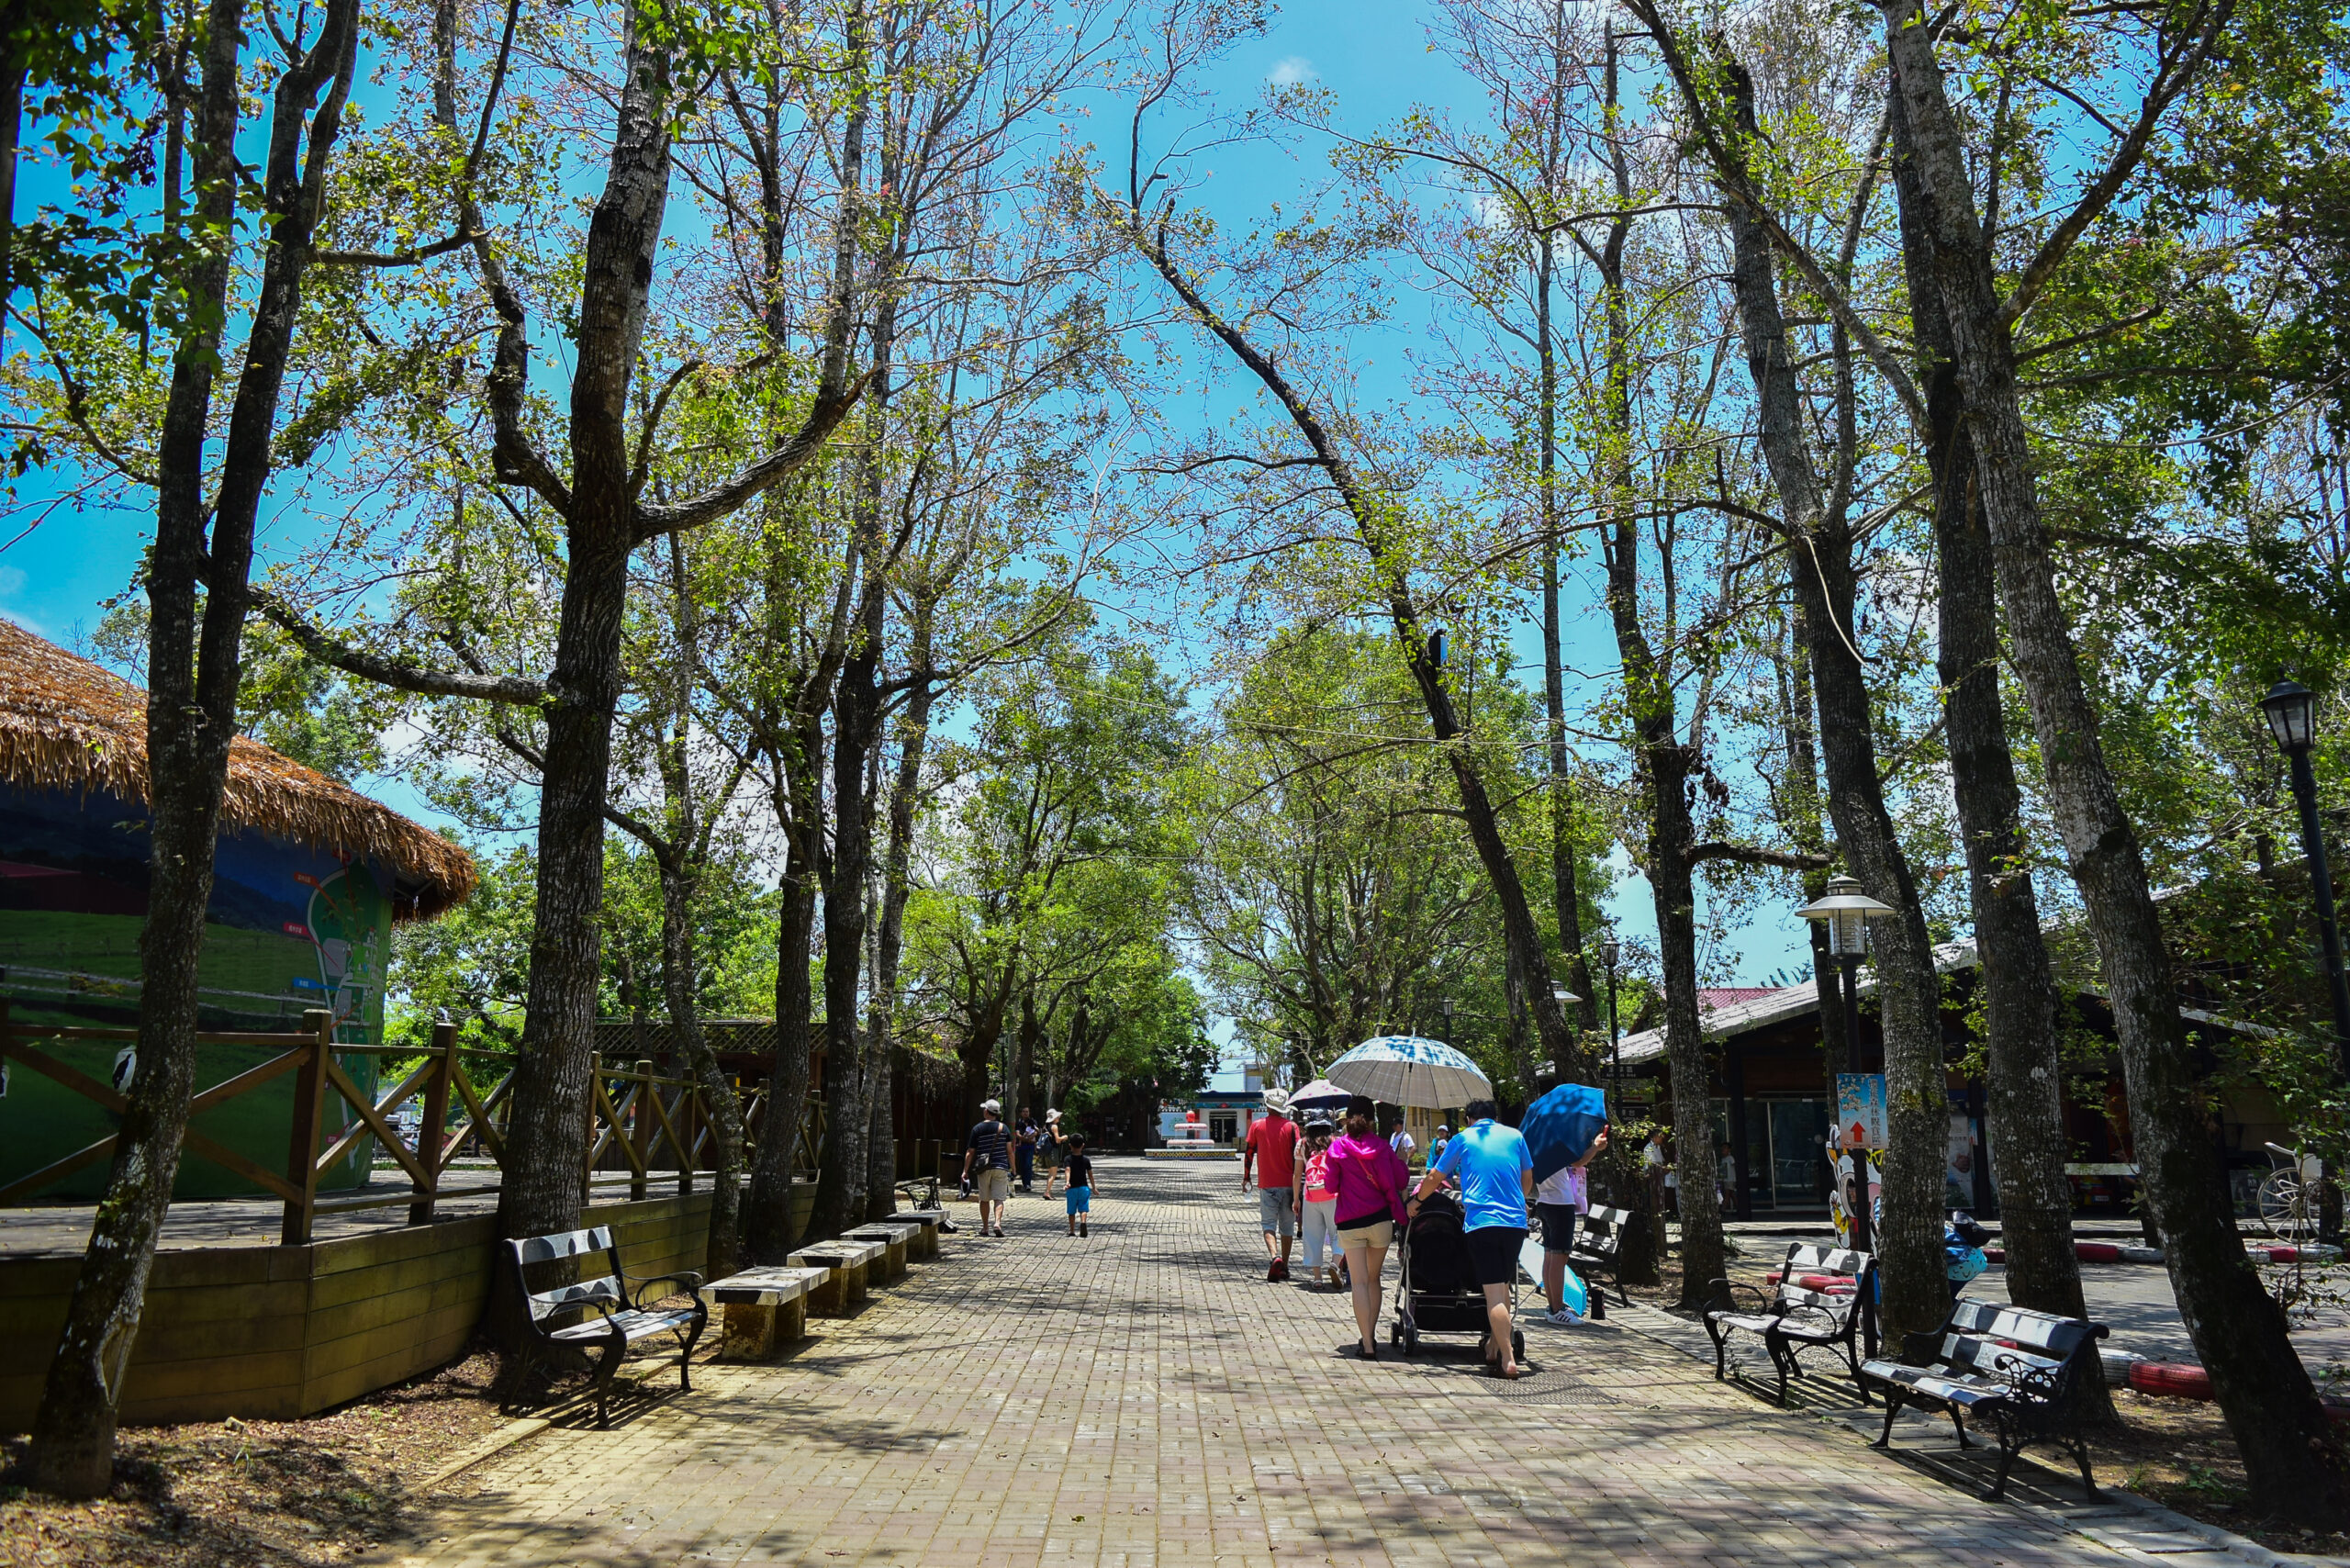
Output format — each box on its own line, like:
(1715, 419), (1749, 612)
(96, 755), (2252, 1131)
(976, 1167), (1013, 1203)
(1337, 1215), (1393, 1249)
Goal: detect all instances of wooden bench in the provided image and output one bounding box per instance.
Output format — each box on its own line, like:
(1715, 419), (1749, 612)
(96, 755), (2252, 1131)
(789, 1239), (885, 1314)
(1861, 1300), (2109, 1500)
(845, 1224), (913, 1282)
(503, 1226), (706, 1427)
(1568, 1205), (1635, 1317)
(1703, 1243), (1874, 1404)
(701, 1266), (829, 1361)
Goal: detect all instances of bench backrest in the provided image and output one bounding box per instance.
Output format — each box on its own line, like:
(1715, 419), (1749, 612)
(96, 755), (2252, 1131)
(1579, 1205), (1631, 1254)
(507, 1225), (627, 1325)
(1771, 1242), (1872, 1320)
(1941, 1300), (2105, 1366)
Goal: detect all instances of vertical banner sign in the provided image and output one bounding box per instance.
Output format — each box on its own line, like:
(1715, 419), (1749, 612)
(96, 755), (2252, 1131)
(1836, 1072), (1887, 1151)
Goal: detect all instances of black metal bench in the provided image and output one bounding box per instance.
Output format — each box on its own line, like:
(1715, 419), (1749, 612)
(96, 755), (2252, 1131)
(504, 1225), (707, 1427)
(1568, 1204), (1633, 1317)
(1703, 1243), (1874, 1404)
(1860, 1300), (2109, 1500)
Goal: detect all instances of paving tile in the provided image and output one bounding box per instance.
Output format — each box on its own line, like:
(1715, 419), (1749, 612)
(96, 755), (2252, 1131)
(375, 1159), (2147, 1567)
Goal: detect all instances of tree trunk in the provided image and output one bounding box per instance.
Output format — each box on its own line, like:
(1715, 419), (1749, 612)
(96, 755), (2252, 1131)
(1885, 84), (2087, 1332)
(1582, 39), (1719, 1305)
(1707, 58), (1947, 1338)
(496, 17), (674, 1249)
(1133, 207), (1581, 1079)
(805, 572), (883, 1241)
(744, 781), (820, 1261)
(658, 854), (742, 1274)
(1781, 613), (1849, 1102)
(864, 653), (933, 1219)
(29, 0), (359, 1495)
(1883, 7), (2344, 1516)
(1535, 230), (1599, 1057)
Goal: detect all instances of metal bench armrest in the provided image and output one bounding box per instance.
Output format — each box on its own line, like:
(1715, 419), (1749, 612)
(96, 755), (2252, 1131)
(1706, 1279), (1767, 1316)
(629, 1271), (708, 1309)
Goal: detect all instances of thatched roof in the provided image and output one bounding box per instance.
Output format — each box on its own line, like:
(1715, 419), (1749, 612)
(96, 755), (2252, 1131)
(0, 620), (474, 919)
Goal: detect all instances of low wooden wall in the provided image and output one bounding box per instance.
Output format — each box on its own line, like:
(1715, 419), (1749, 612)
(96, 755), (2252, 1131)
(0, 1184), (813, 1432)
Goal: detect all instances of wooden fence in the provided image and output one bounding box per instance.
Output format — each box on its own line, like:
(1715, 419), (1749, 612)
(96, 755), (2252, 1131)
(0, 1010), (826, 1245)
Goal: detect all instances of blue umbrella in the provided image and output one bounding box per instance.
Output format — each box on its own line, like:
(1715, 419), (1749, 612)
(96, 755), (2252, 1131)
(1521, 1081), (1608, 1183)
(1326, 1036), (1492, 1110)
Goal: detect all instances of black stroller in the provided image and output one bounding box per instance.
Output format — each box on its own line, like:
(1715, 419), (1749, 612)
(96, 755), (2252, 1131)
(1390, 1190), (1525, 1363)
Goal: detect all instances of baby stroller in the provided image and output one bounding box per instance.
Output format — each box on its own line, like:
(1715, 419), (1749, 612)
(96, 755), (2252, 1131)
(1390, 1190), (1525, 1363)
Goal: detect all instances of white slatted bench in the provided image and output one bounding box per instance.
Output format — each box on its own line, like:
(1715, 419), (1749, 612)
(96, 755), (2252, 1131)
(1702, 1242), (1874, 1404)
(1861, 1300), (2109, 1500)
(789, 1239), (886, 1314)
(503, 1226), (706, 1427)
(700, 1266), (830, 1361)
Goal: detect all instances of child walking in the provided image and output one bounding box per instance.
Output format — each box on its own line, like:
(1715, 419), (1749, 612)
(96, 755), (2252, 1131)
(1295, 1118), (1342, 1289)
(1064, 1137), (1095, 1237)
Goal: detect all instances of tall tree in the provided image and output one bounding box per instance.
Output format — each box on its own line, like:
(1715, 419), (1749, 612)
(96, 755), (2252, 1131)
(1877, 0), (2344, 1510)
(30, 0), (364, 1495)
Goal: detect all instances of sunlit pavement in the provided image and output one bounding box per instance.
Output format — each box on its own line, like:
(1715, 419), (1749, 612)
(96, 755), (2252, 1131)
(381, 1159), (2159, 1567)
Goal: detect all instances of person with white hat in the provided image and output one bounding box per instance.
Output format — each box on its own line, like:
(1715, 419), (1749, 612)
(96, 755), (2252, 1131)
(961, 1098), (1014, 1237)
(1241, 1088), (1300, 1281)
(1039, 1108), (1069, 1195)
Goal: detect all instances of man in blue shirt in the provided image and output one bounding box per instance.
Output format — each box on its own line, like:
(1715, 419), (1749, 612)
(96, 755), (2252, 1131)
(1410, 1098), (1533, 1378)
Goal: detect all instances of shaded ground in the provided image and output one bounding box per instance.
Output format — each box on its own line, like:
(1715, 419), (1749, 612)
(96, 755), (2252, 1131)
(1612, 1224), (2350, 1554)
(0, 1351), (505, 1568)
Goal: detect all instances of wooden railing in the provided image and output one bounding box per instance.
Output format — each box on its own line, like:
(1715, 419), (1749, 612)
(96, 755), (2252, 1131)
(0, 1009), (825, 1244)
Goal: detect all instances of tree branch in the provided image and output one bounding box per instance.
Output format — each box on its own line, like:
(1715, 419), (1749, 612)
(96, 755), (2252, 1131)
(1689, 841), (1832, 870)
(252, 587), (550, 704)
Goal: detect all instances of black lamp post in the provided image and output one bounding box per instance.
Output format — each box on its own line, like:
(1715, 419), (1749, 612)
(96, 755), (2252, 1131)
(2264, 680), (2350, 1243)
(2265, 681), (2350, 1079)
(1797, 875), (1896, 1257)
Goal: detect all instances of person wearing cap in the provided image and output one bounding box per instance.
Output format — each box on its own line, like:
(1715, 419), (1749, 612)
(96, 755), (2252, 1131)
(1241, 1089), (1301, 1281)
(1427, 1124), (1452, 1171)
(962, 1098), (1014, 1237)
(1039, 1108), (1069, 1195)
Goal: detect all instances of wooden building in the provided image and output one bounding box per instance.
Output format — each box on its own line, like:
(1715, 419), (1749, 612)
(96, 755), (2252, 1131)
(1612, 947), (2287, 1221)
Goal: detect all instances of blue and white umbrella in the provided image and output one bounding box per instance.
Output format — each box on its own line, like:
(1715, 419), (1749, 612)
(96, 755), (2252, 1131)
(1326, 1036), (1492, 1111)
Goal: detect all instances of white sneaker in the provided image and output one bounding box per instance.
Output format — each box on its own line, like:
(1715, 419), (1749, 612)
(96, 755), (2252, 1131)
(1546, 1307), (1583, 1327)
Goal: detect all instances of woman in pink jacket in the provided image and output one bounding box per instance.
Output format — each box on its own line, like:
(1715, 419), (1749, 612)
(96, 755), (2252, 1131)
(1325, 1094), (1412, 1359)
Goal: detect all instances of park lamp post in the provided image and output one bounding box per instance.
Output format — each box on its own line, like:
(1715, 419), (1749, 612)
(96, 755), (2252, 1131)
(1550, 979), (1583, 1084)
(1796, 875), (1897, 1255)
(2263, 681), (2350, 1082)
(2262, 681), (2350, 1243)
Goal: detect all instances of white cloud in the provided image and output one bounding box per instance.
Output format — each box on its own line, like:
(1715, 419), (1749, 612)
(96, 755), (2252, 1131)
(1267, 55), (1315, 87)
(0, 566), (24, 601)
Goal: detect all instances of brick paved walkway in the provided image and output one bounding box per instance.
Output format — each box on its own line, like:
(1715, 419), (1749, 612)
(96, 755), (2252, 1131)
(387, 1159), (2153, 1567)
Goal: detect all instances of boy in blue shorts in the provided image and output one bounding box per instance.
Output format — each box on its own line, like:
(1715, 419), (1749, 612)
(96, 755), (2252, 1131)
(1064, 1137), (1095, 1237)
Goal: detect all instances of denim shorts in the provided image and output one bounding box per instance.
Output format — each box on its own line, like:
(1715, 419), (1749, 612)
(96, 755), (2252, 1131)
(1257, 1186), (1296, 1238)
(1066, 1185), (1091, 1215)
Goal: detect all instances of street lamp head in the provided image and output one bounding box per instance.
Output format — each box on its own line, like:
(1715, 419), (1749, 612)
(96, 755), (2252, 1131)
(1438, 998), (1456, 1018)
(1551, 983), (1582, 1006)
(2263, 679), (2317, 756)
(1601, 938), (1620, 969)
(1795, 873), (1897, 959)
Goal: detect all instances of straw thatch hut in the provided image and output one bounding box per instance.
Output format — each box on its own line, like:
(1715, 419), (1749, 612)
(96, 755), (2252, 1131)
(0, 621), (476, 1200)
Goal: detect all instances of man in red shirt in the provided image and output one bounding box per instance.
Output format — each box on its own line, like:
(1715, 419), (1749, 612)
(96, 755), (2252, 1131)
(1241, 1090), (1302, 1281)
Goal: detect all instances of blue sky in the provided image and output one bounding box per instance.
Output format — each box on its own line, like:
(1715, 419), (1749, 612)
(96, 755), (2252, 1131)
(0, 0), (1811, 1092)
